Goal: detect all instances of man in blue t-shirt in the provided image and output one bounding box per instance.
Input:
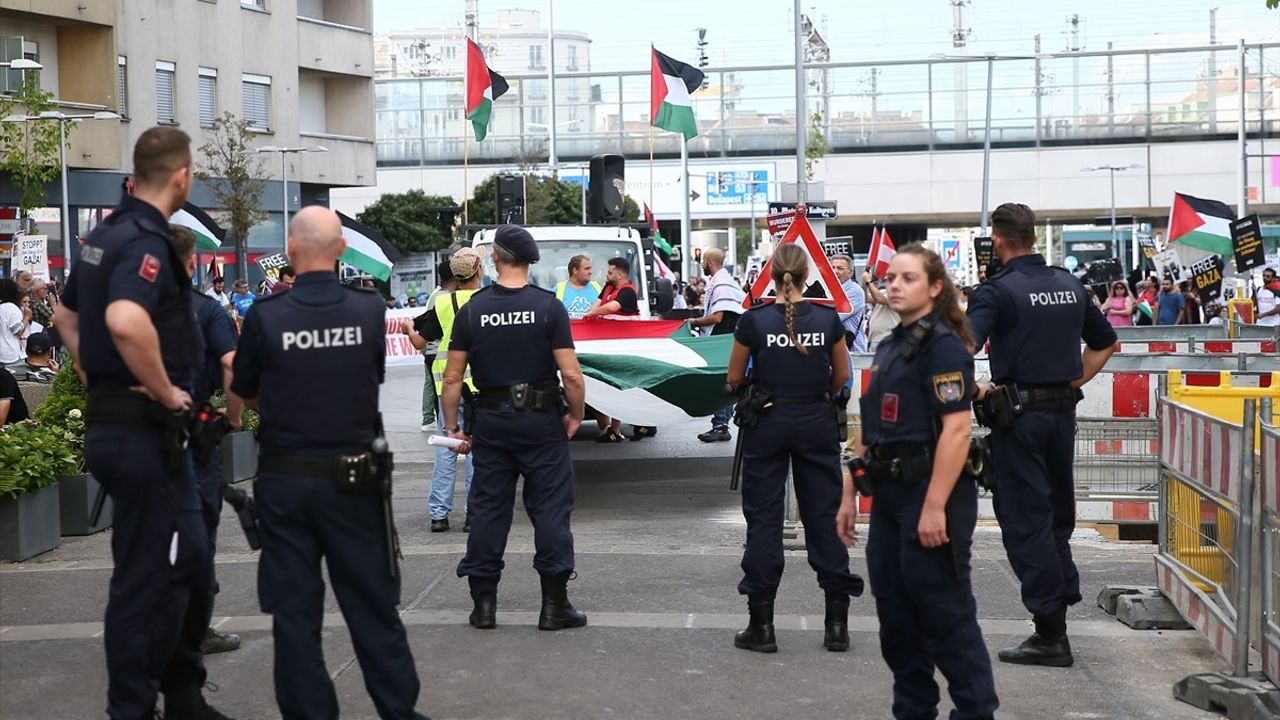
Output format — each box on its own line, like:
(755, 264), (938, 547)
(554, 255), (602, 320)
(1155, 276), (1185, 325)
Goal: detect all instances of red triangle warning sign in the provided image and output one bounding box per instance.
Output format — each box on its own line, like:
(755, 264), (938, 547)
(743, 211), (852, 313)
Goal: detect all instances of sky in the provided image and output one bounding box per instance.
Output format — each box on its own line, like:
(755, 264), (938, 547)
(374, 0), (1280, 73)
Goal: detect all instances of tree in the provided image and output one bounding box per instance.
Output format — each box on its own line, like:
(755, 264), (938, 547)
(195, 113), (267, 281)
(356, 189), (459, 253)
(468, 173), (640, 226)
(805, 111), (830, 182)
(0, 73), (73, 221)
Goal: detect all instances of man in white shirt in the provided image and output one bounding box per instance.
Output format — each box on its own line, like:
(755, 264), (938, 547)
(1256, 267), (1280, 327)
(691, 248), (745, 443)
(204, 276), (230, 306)
(831, 255), (867, 351)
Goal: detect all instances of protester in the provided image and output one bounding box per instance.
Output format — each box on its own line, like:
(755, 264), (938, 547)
(860, 272), (899, 351)
(1102, 281), (1134, 328)
(0, 366), (28, 424)
(1155, 277), (1185, 326)
(6, 331), (58, 382)
(0, 279), (28, 365)
(205, 276), (230, 306)
(229, 279), (255, 319)
(271, 265), (296, 294)
(1256, 267), (1279, 327)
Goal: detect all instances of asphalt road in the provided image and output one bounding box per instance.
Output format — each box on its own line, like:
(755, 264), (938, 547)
(0, 365), (1223, 719)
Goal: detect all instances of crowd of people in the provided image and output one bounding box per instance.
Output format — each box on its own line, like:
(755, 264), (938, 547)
(1086, 267), (1279, 328)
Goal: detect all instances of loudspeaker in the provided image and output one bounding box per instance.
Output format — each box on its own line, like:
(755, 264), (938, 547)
(496, 175), (526, 224)
(588, 154), (625, 224)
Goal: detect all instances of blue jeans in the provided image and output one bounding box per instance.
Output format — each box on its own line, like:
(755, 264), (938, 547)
(430, 398), (474, 520)
(712, 406), (733, 430)
(421, 357), (437, 424)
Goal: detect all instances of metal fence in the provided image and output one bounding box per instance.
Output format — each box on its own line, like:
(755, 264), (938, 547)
(1074, 418), (1159, 501)
(1260, 401), (1279, 688)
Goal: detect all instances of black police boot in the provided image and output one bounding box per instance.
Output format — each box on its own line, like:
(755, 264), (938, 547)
(537, 572), (588, 631)
(469, 595), (497, 629)
(463, 514), (471, 533)
(698, 426), (732, 443)
(164, 683), (236, 720)
(734, 598), (778, 653)
(998, 608), (1073, 667)
(430, 516), (449, 532)
(822, 595), (850, 652)
(199, 626), (241, 654)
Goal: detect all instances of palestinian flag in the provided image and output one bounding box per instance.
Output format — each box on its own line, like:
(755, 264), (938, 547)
(337, 212), (400, 281)
(465, 38), (509, 142)
(1135, 299), (1154, 322)
(1167, 192), (1235, 256)
(573, 319), (733, 426)
(650, 48), (704, 140)
(643, 201), (674, 255)
(169, 202), (225, 251)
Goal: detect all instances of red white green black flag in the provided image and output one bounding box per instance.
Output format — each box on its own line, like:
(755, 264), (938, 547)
(650, 48), (704, 140)
(465, 38), (509, 142)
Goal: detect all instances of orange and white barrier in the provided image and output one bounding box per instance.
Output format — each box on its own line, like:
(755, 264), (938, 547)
(1260, 418), (1280, 688)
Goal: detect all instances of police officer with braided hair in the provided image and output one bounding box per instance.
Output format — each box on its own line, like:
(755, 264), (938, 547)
(55, 126), (234, 720)
(442, 224), (588, 632)
(839, 244), (998, 720)
(727, 243), (864, 654)
(232, 206), (429, 719)
(967, 203), (1117, 667)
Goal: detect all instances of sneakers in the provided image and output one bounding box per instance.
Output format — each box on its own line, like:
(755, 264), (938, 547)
(430, 517), (450, 532)
(163, 683), (236, 720)
(698, 426), (732, 443)
(629, 426), (657, 441)
(595, 428), (623, 443)
(421, 421), (436, 432)
(199, 627), (241, 654)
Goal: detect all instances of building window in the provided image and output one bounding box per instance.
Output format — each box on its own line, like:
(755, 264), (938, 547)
(444, 45), (457, 60)
(241, 0), (265, 10)
(242, 73), (271, 131)
(531, 106), (545, 124)
(567, 45), (577, 71)
(2, 38), (39, 94)
(198, 68), (217, 127)
(529, 44), (544, 69)
(117, 56), (128, 117)
(156, 61), (176, 124)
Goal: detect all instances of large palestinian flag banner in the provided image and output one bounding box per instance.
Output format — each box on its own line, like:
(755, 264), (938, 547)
(1167, 192), (1235, 257)
(573, 319), (732, 426)
(169, 202), (225, 251)
(465, 38), (509, 142)
(650, 48), (704, 140)
(336, 212), (400, 281)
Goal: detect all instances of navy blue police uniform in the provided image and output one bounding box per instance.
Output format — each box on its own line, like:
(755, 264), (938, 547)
(451, 284), (578, 598)
(232, 272), (429, 720)
(61, 195), (209, 719)
(966, 253), (1116, 659)
(860, 316), (998, 720)
(191, 291), (239, 631)
(734, 302), (865, 606)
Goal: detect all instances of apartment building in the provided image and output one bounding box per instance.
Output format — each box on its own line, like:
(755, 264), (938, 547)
(0, 0), (376, 270)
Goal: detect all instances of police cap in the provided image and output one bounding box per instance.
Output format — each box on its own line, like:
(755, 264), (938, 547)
(493, 224), (539, 263)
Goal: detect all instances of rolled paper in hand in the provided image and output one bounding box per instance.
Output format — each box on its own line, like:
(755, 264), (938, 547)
(427, 435), (467, 450)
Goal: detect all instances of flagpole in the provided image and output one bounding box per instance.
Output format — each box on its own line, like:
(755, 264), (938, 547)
(463, 133), (470, 230)
(648, 125), (654, 215)
(680, 133), (692, 282)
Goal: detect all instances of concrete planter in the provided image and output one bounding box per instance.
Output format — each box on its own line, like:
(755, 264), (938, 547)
(0, 485), (61, 562)
(222, 431), (258, 484)
(57, 473), (111, 536)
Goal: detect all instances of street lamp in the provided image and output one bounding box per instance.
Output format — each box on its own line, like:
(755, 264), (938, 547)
(1, 108), (119, 269)
(252, 145), (328, 252)
(1082, 163), (1143, 275)
(0, 58), (43, 70)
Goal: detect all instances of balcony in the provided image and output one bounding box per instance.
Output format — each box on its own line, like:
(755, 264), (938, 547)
(297, 16), (372, 77)
(293, 133), (375, 188)
(0, 0), (114, 27)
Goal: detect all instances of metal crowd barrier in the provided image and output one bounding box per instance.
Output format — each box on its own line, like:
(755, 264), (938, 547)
(1074, 418), (1159, 501)
(1260, 402), (1279, 688)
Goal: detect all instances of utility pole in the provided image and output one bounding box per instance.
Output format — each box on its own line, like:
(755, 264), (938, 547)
(951, 0), (971, 140)
(1209, 6), (1219, 133)
(1106, 40), (1115, 134)
(1067, 14), (1083, 130)
(547, 0), (558, 172)
(464, 0), (478, 41)
(1034, 33), (1043, 142)
(793, 0), (807, 202)
(869, 68), (879, 142)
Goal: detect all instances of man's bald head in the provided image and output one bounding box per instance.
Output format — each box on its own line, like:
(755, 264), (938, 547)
(287, 206), (345, 271)
(702, 247), (724, 271)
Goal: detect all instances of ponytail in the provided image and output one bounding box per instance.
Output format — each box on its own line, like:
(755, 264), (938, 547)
(781, 271), (807, 355)
(769, 244), (810, 355)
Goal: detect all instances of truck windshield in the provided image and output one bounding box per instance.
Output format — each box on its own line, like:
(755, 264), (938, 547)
(475, 240), (642, 292)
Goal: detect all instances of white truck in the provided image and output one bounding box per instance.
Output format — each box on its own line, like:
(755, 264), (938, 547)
(469, 225), (675, 319)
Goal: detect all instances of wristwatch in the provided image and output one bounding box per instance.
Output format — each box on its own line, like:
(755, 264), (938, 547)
(446, 425), (461, 434)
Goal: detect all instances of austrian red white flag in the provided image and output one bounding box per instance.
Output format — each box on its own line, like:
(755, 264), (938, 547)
(868, 225), (897, 279)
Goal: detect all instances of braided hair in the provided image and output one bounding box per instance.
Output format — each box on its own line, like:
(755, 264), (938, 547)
(770, 244), (810, 355)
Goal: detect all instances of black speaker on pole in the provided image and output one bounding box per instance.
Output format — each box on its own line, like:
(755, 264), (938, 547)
(588, 154), (625, 224)
(496, 175), (526, 224)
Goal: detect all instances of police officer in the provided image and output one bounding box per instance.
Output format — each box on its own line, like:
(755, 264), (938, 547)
(838, 244), (998, 720)
(726, 243), (864, 654)
(166, 225), (244, 655)
(967, 203), (1117, 667)
(54, 126), (232, 720)
(231, 206), (429, 719)
(442, 224), (588, 631)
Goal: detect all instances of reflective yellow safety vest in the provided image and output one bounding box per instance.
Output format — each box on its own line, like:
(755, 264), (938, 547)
(554, 280), (602, 299)
(431, 288), (479, 394)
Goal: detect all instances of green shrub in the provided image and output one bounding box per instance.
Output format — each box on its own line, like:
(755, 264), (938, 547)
(32, 360), (87, 474)
(209, 392), (260, 433)
(0, 420), (82, 500)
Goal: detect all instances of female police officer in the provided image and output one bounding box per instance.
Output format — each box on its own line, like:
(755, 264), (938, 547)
(837, 244), (998, 720)
(727, 243), (864, 654)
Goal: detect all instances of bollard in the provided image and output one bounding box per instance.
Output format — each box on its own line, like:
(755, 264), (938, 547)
(1234, 398), (1257, 678)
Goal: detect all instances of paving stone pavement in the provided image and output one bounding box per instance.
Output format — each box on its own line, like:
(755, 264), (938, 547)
(0, 366), (1223, 719)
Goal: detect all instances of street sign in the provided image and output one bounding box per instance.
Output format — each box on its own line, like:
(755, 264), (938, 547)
(744, 212), (851, 313)
(941, 239), (961, 271)
(767, 201), (838, 219)
(0, 219), (20, 235)
(706, 170), (768, 206)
